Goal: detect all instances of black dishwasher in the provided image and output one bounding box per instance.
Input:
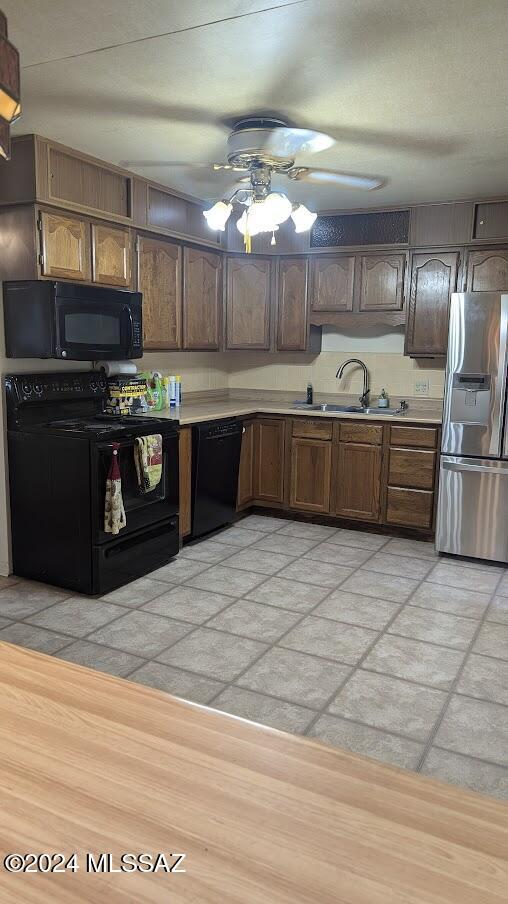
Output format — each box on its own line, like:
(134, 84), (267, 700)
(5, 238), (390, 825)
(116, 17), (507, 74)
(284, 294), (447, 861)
(190, 419), (244, 539)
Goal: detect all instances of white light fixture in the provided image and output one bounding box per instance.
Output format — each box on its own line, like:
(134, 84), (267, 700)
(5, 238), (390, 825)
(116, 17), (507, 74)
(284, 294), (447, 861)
(262, 192), (292, 225)
(204, 185), (316, 252)
(291, 203), (317, 233)
(203, 200), (232, 231)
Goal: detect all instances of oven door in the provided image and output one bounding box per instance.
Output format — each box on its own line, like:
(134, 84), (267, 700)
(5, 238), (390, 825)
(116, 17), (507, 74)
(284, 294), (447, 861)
(55, 298), (135, 361)
(93, 430), (179, 543)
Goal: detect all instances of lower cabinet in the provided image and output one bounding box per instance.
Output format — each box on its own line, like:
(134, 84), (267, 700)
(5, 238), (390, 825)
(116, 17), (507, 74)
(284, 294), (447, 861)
(254, 418), (285, 503)
(290, 437), (332, 513)
(235, 415), (439, 534)
(237, 420), (255, 509)
(334, 441), (382, 522)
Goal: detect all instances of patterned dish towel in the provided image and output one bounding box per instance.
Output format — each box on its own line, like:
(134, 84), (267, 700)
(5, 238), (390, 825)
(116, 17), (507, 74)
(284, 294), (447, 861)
(104, 443), (126, 534)
(134, 434), (163, 493)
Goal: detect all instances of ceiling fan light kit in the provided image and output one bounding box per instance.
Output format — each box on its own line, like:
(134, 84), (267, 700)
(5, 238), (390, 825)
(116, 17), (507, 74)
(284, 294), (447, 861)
(201, 117), (384, 251)
(0, 9), (21, 159)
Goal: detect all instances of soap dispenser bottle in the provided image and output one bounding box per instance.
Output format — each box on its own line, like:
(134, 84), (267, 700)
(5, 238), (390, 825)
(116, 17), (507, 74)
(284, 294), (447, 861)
(378, 388), (389, 408)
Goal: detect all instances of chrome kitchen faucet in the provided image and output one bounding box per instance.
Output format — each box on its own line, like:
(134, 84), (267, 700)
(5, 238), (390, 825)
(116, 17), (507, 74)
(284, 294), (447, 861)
(336, 358), (370, 408)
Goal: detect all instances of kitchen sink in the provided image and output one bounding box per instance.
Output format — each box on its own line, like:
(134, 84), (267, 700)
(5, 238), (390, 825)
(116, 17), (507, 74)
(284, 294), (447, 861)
(291, 403), (407, 416)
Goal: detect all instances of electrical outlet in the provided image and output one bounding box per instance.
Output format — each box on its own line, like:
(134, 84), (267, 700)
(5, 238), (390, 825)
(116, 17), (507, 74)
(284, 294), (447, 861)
(414, 378), (430, 397)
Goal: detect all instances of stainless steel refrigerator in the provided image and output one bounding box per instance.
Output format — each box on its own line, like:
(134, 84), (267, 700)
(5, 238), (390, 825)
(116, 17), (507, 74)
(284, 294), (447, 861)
(436, 292), (508, 562)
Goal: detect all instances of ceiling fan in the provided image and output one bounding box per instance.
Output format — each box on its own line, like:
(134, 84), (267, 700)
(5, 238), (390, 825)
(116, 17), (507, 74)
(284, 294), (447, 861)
(126, 116), (385, 251)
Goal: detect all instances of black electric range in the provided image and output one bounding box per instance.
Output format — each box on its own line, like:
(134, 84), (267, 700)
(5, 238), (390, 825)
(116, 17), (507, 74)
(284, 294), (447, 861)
(6, 372), (180, 595)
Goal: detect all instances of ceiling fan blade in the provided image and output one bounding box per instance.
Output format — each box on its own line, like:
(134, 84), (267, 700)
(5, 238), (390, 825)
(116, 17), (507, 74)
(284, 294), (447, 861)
(264, 128), (335, 157)
(288, 167), (384, 190)
(121, 160), (223, 168)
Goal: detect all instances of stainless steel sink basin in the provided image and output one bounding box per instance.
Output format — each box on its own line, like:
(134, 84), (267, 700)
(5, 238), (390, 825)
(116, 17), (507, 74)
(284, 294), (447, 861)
(291, 403), (406, 416)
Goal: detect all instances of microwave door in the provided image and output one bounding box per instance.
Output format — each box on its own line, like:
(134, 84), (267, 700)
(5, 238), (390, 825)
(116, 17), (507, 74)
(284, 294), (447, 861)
(55, 300), (131, 360)
(441, 293), (508, 458)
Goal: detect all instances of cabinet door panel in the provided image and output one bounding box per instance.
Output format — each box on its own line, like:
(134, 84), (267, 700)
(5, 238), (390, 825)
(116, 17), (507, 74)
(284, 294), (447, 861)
(405, 251), (459, 356)
(39, 211), (90, 281)
(137, 236), (181, 350)
(290, 438), (331, 513)
(466, 250), (508, 291)
(92, 224), (131, 287)
(254, 418), (285, 503)
(226, 256), (271, 349)
(237, 420), (255, 509)
(183, 246), (222, 349)
(310, 255), (355, 312)
(334, 442), (382, 521)
(386, 487), (433, 529)
(359, 253), (405, 312)
(277, 257), (308, 350)
(388, 448), (436, 490)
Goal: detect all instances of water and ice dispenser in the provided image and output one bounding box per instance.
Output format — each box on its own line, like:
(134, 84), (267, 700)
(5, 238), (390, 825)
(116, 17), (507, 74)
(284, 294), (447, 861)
(449, 373), (492, 425)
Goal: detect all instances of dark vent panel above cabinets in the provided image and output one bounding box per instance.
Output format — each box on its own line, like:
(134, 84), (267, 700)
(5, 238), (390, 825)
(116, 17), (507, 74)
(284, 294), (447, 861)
(311, 210), (410, 248)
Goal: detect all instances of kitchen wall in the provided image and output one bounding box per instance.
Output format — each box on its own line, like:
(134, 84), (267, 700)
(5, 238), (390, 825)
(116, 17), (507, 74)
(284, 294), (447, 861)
(227, 328), (446, 401)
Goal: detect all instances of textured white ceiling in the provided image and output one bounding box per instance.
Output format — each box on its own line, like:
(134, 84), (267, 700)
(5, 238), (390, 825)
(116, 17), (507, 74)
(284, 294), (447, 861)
(6, 0), (508, 209)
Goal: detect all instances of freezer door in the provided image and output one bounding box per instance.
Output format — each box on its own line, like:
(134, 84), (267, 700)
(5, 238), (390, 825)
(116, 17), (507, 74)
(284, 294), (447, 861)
(436, 455), (508, 562)
(441, 293), (508, 457)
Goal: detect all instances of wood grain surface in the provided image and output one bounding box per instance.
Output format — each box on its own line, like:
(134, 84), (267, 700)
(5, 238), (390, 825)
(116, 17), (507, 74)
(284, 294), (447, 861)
(0, 642), (506, 904)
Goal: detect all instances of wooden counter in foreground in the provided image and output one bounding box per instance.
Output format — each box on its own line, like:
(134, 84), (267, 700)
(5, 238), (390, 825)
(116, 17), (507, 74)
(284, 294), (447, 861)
(0, 641), (506, 903)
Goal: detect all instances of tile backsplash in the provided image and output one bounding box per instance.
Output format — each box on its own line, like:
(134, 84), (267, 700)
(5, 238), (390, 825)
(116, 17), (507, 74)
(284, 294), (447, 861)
(142, 338), (446, 402)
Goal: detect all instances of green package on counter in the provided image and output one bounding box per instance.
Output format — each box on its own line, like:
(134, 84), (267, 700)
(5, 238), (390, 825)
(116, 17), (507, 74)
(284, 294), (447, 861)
(139, 372), (164, 410)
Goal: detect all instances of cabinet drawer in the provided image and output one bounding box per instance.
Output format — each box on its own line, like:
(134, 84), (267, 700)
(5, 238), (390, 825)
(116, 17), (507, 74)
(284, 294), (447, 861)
(292, 418), (332, 440)
(386, 487), (434, 529)
(388, 448), (436, 490)
(390, 426), (438, 448)
(339, 422), (383, 444)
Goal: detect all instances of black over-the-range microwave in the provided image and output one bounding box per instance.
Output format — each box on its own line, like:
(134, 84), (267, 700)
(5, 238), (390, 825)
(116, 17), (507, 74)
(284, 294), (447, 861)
(3, 281), (143, 360)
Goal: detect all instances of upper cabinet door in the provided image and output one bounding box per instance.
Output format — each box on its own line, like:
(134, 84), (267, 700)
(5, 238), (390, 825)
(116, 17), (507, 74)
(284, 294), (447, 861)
(310, 254), (355, 312)
(92, 224), (131, 287)
(358, 253), (405, 312)
(39, 211), (91, 281)
(137, 236), (182, 350)
(226, 256), (271, 349)
(183, 246), (222, 350)
(466, 249), (508, 291)
(277, 257), (308, 351)
(405, 250), (459, 357)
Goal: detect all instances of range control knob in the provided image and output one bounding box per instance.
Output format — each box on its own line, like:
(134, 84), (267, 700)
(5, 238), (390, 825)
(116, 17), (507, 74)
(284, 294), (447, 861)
(21, 380), (32, 397)
(33, 381), (43, 395)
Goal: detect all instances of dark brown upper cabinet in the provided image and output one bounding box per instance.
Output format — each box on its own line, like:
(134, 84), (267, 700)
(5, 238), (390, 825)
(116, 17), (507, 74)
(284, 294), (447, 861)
(277, 257), (309, 351)
(309, 254), (355, 312)
(465, 249), (508, 292)
(358, 253), (405, 312)
(405, 250), (460, 357)
(226, 255), (272, 349)
(137, 235), (182, 350)
(183, 246), (222, 350)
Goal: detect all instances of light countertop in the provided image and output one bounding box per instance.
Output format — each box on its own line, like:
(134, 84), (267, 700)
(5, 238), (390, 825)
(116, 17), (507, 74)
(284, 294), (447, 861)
(0, 642), (505, 903)
(146, 396), (443, 426)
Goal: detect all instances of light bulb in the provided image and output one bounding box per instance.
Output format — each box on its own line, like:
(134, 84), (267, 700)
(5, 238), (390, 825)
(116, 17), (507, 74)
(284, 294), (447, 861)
(263, 192), (292, 225)
(203, 200), (232, 231)
(290, 203), (317, 233)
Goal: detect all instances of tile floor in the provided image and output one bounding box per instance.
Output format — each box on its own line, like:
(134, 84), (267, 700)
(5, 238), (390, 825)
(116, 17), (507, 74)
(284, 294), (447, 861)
(0, 514), (507, 801)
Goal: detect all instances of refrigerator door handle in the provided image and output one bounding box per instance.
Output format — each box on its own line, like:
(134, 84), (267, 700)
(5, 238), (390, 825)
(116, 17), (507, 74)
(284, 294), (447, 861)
(442, 459), (508, 475)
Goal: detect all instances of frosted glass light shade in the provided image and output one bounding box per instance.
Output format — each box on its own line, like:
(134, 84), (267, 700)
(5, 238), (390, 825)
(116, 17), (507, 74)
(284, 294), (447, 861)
(291, 203), (317, 232)
(263, 192), (292, 224)
(203, 200), (232, 231)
